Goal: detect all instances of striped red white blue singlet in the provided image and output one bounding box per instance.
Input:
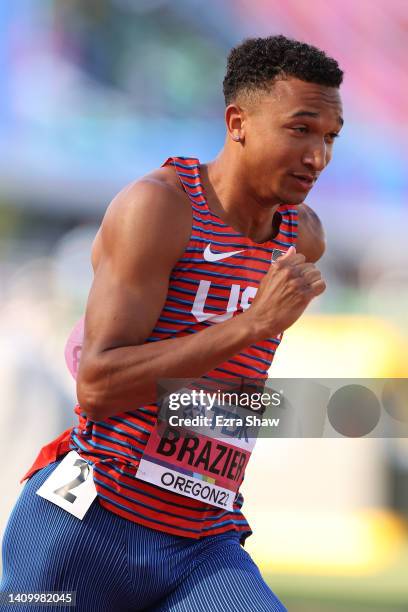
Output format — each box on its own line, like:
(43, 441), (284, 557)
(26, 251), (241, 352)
(22, 156), (298, 541)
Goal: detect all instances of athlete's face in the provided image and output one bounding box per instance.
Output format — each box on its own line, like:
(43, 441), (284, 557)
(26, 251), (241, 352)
(229, 77), (343, 205)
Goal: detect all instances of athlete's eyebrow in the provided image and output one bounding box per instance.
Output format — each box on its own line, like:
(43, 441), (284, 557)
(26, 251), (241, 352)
(289, 110), (344, 127)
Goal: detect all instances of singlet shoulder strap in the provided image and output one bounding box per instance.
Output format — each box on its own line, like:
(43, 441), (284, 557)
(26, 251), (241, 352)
(162, 156), (206, 208)
(275, 204), (298, 248)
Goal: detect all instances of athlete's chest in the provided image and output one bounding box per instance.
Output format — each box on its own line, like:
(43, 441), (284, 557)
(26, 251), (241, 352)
(168, 225), (285, 324)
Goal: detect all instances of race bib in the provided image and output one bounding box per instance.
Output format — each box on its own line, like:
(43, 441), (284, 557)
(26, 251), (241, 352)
(36, 450), (97, 519)
(136, 392), (257, 511)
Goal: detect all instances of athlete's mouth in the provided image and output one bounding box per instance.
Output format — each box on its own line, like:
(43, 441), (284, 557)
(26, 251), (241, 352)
(289, 173), (317, 190)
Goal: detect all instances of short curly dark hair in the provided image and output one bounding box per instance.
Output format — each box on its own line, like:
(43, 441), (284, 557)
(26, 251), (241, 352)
(223, 35), (343, 105)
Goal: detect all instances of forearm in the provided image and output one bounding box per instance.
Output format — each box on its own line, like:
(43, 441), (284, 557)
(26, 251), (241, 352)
(78, 311), (267, 420)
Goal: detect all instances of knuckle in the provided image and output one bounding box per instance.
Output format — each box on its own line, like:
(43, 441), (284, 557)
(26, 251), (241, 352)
(305, 262), (316, 274)
(310, 271), (322, 282)
(279, 265), (291, 280)
(289, 277), (303, 291)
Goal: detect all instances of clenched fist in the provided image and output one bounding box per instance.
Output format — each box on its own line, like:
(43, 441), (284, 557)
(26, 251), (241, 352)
(243, 246), (326, 340)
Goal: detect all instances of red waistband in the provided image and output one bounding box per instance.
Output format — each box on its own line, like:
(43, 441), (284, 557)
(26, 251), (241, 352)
(20, 428), (72, 483)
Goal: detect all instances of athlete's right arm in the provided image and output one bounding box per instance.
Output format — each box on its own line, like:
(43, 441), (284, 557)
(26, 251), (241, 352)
(77, 181), (325, 421)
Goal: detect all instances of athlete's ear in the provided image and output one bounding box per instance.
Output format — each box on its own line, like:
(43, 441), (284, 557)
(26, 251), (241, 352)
(225, 103), (245, 143)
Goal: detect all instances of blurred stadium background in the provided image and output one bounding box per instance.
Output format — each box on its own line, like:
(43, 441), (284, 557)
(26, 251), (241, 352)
(1, 1), (408, 610)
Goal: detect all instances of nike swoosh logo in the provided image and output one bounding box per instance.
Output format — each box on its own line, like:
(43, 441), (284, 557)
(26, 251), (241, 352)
(203, 244), (246, 262)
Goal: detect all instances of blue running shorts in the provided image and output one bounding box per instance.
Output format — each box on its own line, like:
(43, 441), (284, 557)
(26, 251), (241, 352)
(0, 459), (286, 611)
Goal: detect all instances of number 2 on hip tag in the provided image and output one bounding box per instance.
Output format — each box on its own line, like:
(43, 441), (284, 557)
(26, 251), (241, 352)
(36, 450), (97, 519)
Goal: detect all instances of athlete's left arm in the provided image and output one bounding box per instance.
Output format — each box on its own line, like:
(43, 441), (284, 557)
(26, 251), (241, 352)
(295, 203), (326, 263)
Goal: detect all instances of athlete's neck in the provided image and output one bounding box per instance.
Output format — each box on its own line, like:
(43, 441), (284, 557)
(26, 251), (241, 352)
(201, 148), (282, 244)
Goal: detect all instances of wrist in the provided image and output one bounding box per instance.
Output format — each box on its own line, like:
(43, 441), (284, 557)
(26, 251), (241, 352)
(238, 309), (269, 344)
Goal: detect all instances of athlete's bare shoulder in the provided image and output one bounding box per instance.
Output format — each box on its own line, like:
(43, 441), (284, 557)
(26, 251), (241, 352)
(91, 165), (191, 270)
(296, 203), (326, 263)
(117, 164), (188, 208)
(143, 165), (186, 194)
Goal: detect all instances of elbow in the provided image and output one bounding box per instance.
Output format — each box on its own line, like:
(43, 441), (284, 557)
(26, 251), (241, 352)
(76, 358), (106, 421)
(76, 354), (138, 420)
(76, 380), (101, 422)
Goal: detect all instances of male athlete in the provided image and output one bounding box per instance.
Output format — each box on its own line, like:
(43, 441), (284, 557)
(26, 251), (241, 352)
(0, 35), (343, 611)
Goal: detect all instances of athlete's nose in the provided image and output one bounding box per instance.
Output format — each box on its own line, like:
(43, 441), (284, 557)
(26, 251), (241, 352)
(302, 141), (327, 172)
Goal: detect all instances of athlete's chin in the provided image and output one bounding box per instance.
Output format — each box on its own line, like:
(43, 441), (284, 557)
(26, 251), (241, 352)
(275, 190), (304, 205)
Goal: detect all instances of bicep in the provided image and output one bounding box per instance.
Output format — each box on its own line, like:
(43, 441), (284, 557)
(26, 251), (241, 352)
(82, 259), (169, 356)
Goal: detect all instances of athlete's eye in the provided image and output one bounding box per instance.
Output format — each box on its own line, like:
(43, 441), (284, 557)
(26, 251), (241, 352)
(326, 133), (340, 143)
(291, 126), (308, 134)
